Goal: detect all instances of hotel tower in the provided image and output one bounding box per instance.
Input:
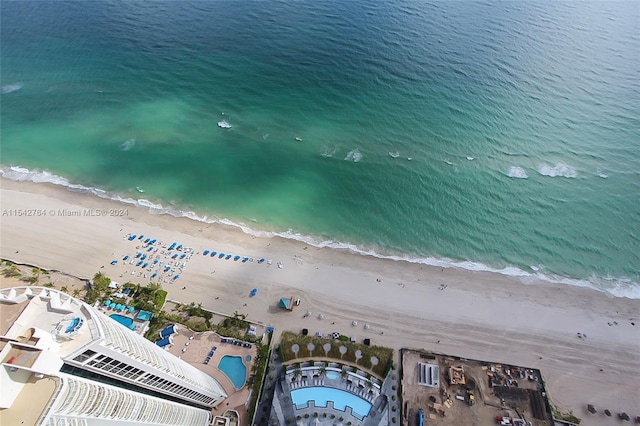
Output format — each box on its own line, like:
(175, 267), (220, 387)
(0, 286), (227, 425)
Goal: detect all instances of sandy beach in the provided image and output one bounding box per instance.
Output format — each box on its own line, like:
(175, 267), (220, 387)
(1, 177), (638, 424)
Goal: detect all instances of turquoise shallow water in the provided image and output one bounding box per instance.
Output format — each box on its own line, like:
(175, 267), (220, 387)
(1, 1), (639, 297)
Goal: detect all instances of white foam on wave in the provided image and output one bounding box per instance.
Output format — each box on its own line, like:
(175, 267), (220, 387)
(344, 149), (362, 162)
(2, 164), (639, 299)
(597, 169), (608, 179)
(507, 166), (528, 179)
(121, 138), (136, 151)
(538, 162), (577, 178)
(321, 146), (337, 158)
(2, 83), (23, 94)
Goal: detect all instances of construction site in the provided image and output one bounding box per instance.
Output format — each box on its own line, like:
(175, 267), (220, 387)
(400, 349), (553, 426)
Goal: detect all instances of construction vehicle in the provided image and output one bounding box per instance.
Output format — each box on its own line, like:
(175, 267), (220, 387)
(466, 389), (475, 406)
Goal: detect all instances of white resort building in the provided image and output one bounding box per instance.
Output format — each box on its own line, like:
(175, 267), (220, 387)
(0, 286), (227, 425)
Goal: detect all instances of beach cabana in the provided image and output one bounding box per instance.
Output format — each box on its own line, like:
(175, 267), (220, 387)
(225, 254), (232, 260)
(258, 258), (265, 264)
(250, 288), (258, 297)
(123, 255), (129, 260)
(173, 275), (180, 280)
(138, 234), (144, 240)
(279, 297), (293, 310)
(203, 250), (209, 256)
(151, 273), (157, 278)
(211, 251), (217, 257)
(242, 257), (249, 262)
(218, 253), (225, 258)
(160, 325), (178, 338)
(234, 255), (241, 261)
(110, 260), (118, 265)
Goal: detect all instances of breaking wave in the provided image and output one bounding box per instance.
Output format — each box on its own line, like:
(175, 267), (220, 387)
(344, 149), (363, 162)
(2, 164), (638, 299)
(507, 166), (528, 179)
(538, 162), (577, 178)
(2, 83), (23, 94)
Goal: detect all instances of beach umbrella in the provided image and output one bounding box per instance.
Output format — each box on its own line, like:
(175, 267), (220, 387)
(138, 234), (144, 240)
(129, 306), (135, 313)
(177, 244), (183, 250)
(173, 275), (180, 280)
(250, 288), (258, 297)
(153, 259), (158, 264)
(123, 255), (129, 260)
(352, 320), (358, 326)
(104, 300), (111, 306)
(110, 302), (117, 309)
(318, 313), (324, 319)
(147, 246), (153, 251)
(172, 254), (178, 259)
(364, 324), (370, 329)
(151, 273), (157, 278)
(144, 238), (150, 243)
(135, 252), (141, 258)
(258, 258), (265, 264)
(143, 263), (148, 268)
(587, 404), (597, 414)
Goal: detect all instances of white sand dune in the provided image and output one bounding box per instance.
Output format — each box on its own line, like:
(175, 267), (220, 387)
(0, 177), (638, 424)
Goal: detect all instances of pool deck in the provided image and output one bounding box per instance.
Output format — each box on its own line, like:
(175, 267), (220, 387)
(166, 328), (257, 423)
(271, 362), (390, 425)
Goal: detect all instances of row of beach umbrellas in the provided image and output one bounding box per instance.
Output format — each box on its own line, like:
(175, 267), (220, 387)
(103, 300), (135, 313)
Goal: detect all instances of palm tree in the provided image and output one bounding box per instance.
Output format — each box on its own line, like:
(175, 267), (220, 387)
(60, 286), (69, 294)
(293, 366), (302, 382)
(72, 289), (81, 298)
(318, 364), (327, 379)
(341, 367), (349, 380)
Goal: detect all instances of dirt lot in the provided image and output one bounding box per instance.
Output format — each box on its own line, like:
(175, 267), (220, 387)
(401, 349), (551, 426)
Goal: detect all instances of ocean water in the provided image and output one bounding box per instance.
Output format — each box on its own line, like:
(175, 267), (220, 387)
(2, 1), (639, 297)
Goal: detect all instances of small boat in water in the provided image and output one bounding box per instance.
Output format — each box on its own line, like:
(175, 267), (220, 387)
(218, 120), (232, 129)
(136, 186), (144, 193)
(295, 136), (303, 142)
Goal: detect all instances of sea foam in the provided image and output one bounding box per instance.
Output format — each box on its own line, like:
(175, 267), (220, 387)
(344, 149), (362, 162)
(2, 164), (638, 299)
(538, 162), (577, 178)
(2, 83), (23, 94)
(121, 138), (136, 151)
(507, 166), (528, 179)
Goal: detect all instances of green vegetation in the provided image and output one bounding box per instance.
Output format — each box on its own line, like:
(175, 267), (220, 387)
(279, 331), (393, 378)
(2, 261), (22, 278)
(552, 406), (581, 425)
(246, 332), (271, 422)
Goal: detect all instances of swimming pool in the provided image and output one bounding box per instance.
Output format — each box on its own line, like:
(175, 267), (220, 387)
(325, 371), (340, 380)
(218, 355), (246, 389)
(291, 387), (372, 419)
(109, 314), (136, 330)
